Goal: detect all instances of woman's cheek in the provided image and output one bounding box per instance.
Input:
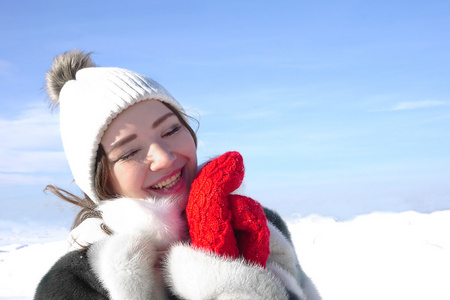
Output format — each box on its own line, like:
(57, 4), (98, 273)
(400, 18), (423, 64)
(110, 163), (147, 197)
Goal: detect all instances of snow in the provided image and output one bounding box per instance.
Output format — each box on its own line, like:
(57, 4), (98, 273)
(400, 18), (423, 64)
(1, 210), (449, 300)
(0, 241), (67, 299)
(289, 210), (450, 300)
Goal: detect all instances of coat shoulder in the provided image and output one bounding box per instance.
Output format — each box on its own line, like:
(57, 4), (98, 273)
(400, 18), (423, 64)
(263, 207), (293, 243)
(35, 249), (108, 300)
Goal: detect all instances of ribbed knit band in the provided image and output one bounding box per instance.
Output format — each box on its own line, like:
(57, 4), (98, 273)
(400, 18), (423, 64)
(59, 67), (185, 203)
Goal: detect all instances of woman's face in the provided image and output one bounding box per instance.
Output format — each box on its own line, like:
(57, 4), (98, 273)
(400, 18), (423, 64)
(101, 100), (197, 201)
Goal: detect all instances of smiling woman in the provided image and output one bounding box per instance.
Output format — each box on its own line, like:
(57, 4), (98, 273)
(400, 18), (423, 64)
(34, 50), (321, 300)
(101, 100), (197, 200)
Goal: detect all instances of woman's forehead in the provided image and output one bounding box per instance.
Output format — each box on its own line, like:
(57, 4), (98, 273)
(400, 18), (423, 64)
(101, 100), (173, 144)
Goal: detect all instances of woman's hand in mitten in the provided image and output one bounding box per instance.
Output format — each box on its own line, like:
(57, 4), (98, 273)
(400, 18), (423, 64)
(186, 151), (270, 268)
(186, 151), (244, 259)
(229, 194), (270, 267)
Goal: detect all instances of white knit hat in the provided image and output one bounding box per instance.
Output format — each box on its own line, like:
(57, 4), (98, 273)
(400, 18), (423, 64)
(47, 51), (185, 203)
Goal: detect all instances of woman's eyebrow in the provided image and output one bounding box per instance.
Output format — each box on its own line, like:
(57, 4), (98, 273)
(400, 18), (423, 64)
(152, 112), (175, 129)
(108, 134), (137, 154)
(107, 112), (175, 154)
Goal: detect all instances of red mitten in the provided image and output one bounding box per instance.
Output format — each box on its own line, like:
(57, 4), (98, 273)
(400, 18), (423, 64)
(229, 194), (270, 267)
(186, 151), (244, 259)
(186, 151), (270, 268)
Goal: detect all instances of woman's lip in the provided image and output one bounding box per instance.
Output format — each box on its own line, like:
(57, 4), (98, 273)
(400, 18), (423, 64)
(147, 172), (186, 196)
(147, 167), (183, 190)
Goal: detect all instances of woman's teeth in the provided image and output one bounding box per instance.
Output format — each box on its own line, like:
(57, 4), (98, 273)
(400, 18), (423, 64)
(151, 171), (182, 190)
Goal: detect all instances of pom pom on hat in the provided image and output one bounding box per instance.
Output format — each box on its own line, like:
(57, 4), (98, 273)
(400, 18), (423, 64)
(46, 50), (185, 203)
(46, 50), (96, 108)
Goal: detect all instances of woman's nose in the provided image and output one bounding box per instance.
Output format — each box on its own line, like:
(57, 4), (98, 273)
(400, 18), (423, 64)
(148, 143), (176, 172)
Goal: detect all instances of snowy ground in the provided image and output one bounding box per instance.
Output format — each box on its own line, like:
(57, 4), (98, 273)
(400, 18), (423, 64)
(1, 210), (449, 300)
(289, 210), (450, 300)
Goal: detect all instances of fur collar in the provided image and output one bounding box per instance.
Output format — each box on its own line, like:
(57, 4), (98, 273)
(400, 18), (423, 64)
(98, 196), (188, 246)
(87, 197), (188, 300)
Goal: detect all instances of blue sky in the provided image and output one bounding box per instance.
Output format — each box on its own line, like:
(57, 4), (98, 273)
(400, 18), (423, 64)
(1, 1), (449, 226)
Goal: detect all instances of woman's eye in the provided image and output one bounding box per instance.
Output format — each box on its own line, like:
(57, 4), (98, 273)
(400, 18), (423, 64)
(163, 125), (181, 137)
(118, 150), (139, 161)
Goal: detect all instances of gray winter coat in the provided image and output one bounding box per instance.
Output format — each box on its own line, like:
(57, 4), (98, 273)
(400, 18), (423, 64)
(35, 198), (320, 300)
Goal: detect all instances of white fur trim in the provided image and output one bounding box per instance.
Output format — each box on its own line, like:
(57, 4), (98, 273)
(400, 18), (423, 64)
(88, 233), (166, 300)
(87, 197), (187, 299)
(267, 222), (322, 300)
(165, 244), (289, 300)
(300, 275), (322, 300)
(99, 197), (187, 249)
(267, 222), (299, 277)
(267, 262), (306, 300)
(67, 217), (108, 251)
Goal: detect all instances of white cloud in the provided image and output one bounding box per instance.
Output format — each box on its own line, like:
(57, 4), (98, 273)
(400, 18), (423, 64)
(0, 102), (61, 150)
(0, 102), (69, 183)
(391, 100), (447, 111)
(0, 173), (56, 186)
(0, 149), (67, 173)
